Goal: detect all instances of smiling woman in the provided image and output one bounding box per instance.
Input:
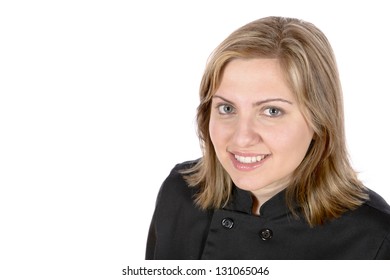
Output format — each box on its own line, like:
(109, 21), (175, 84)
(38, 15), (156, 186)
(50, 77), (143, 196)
(209, 58), (314, 214)
(145, 16), (390, 260)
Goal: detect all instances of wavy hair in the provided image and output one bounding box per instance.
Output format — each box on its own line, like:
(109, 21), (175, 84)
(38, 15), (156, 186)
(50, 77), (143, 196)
(183, 16), (368, 226)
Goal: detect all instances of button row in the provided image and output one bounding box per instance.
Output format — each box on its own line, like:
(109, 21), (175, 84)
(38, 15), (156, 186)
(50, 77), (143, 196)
(221, 218), (273, 240)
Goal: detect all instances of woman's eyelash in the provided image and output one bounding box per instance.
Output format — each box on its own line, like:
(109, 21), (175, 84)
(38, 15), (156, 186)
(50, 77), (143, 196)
(263, 107), (284, 117)
(216, 103), (235, 115)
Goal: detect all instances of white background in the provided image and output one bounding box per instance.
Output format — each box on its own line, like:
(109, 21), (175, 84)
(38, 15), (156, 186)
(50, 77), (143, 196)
(1, 0), (389, 279)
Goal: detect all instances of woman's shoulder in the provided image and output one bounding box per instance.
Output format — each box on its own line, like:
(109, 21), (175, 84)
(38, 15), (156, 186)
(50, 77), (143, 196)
(366, 189), (390, 215)
(155, 159), (200, 207)
(357, 189), (390, 259)
(170, 159), (200, 177)
(352, 188), (390, 231)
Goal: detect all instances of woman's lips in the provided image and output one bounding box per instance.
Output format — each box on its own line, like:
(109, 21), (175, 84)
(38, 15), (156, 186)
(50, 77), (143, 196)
(229, 152), (271, 171)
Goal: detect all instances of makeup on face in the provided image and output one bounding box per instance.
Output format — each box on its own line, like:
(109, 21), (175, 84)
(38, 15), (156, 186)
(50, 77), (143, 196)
(209, 58), (314, 200)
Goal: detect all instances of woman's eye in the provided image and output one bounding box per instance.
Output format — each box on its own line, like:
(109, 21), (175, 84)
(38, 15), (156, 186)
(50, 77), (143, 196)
(217, 104), (235, 115)
(264, 107), (283, 117)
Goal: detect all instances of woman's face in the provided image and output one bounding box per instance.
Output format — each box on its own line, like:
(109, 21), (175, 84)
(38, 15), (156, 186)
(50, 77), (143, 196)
(209, 58), (314, 196)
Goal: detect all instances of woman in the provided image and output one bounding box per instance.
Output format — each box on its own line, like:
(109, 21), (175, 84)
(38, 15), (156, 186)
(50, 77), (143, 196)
(146, 16), (390, 259)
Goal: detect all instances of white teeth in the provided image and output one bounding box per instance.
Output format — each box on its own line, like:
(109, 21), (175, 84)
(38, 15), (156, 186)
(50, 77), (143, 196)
(234, 154), (267, 163)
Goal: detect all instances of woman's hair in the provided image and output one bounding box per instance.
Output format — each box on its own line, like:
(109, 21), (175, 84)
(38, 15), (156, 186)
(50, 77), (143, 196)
(183, 16), (368, 226)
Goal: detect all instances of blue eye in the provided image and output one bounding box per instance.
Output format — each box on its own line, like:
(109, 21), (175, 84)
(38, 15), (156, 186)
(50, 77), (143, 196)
(264, 107), (283, 117)
(217, 104), (235, 115)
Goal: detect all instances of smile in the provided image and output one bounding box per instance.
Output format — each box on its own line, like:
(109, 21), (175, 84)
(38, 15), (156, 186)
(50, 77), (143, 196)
(229, 152), (271, 171)
(234, 154), (267, 163)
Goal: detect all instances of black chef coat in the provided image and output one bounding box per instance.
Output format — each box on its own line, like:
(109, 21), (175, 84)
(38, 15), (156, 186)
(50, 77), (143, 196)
(146, 160), (390, 259)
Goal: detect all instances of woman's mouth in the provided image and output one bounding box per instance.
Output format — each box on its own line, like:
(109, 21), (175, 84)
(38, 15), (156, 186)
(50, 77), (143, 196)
(234, 154), (268, 163)
(230, 152), (271, 171)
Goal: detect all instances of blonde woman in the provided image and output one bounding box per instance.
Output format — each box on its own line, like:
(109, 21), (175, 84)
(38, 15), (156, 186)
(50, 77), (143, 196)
(146, 16), (390, 259)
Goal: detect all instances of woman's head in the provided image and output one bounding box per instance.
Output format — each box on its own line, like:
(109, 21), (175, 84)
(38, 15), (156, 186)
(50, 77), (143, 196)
(187, 16), (367, 225)
(208, 58), (314, 199)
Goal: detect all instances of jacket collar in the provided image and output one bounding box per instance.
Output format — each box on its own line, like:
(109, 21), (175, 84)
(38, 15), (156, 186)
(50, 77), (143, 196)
(223, 185), (297, 217)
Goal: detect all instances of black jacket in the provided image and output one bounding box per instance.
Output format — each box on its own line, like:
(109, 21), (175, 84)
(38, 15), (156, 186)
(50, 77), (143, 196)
(146, 160), (390, 259)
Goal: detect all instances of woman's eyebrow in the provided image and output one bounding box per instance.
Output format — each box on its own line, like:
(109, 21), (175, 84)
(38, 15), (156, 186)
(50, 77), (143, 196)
(213, 95), (293, 106)
(212, 95), (235, 104)
(253, 98), (293, 106)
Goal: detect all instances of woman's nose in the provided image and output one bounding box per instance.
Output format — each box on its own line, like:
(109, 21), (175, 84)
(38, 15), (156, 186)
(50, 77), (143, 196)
(231, 117), (262, 148)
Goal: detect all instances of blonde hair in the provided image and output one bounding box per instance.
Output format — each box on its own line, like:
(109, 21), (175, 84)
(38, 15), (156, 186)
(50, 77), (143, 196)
(183, 16), (368, 226)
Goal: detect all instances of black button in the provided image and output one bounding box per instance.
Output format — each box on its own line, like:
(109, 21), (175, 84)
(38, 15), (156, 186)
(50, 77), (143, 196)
(259, 228), (273, 240)
(221, 218), (234, 229)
